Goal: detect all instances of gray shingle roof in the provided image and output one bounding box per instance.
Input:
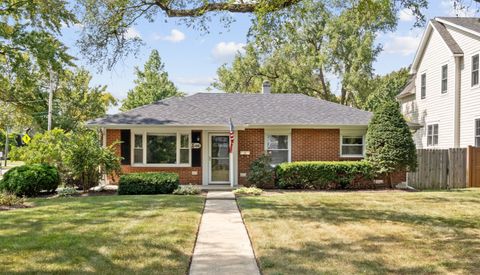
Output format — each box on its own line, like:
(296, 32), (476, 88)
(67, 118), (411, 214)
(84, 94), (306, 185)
(437, 17), (480, 35)
(431, 19), (464, 55)
(397, 74), (416, 99)
(87, 93), (372, 127)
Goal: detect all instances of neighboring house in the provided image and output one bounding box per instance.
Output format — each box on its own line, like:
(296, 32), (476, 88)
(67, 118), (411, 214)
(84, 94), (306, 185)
(88, 83), (372, 186)
(398, 17), (480, 149)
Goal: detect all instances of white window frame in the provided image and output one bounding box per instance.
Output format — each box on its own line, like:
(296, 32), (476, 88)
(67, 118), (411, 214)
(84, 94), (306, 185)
(264, 131), (291, 165)
(475, 119), (480, 147)
(472, 54), (479, 87)
(420, 72), (426, 99)
(340, 135), (365, 158)
(427, 124), (439, 147)
(130, 129), (191, 167)
(441, 64), (448, 94)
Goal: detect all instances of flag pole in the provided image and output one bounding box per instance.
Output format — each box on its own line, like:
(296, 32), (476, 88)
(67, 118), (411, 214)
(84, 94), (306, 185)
(229, 118), (235, 187)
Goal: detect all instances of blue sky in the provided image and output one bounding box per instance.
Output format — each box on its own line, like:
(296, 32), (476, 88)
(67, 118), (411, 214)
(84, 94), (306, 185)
(59, 1), (477, 113)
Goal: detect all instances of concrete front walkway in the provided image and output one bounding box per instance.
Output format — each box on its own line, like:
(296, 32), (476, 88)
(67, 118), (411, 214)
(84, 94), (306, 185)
(189, 191), (260, 275)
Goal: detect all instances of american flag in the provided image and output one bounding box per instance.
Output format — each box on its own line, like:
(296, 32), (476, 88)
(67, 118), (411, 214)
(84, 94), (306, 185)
(229, 118), (234, 153)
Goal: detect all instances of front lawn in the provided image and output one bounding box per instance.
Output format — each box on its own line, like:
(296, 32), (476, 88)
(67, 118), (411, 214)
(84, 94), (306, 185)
(238, 190), (480, 274)
(0, 195), (204, 274)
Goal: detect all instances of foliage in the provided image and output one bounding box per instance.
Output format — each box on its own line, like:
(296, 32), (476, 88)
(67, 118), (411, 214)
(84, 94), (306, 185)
(118, 173), (180, 195)
(363, 68), (410, 112)
(213, 0), (426, 106)
(57, 186), (79, 197)
(275, 161), (374, 189)
(173, 184), (201, 195)
(247, 154), (275, 188)
(121, 50), (182, 111)
(233, 186), (263, 196)
(75, 0), (429, 70)
(0, 130), (17, 156)
(0, 192), (25, 207)
(65, 129), (121, 191)
(0, 164), (60, 197)
(10, 128), (120, 190)
(366, 100), (417, 183)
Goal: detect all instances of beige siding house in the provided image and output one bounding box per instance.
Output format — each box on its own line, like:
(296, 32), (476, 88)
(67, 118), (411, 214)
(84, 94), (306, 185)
(398, 17), (480, 149)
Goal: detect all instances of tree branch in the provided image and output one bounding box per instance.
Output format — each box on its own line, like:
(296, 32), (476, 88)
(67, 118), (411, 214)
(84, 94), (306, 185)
(153, 0), (301, 17)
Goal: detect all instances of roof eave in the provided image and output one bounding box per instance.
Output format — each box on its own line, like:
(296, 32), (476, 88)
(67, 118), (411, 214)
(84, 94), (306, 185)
(436, 17), (480, 38)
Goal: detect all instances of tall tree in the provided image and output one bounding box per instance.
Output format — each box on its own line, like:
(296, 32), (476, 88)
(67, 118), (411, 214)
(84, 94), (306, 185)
(121, 50), (181, 111)
(214, 0), (407, 106)
(363, 68), (410, 112)
(366, 100), (417, 187)
(76, 0), (428, 69)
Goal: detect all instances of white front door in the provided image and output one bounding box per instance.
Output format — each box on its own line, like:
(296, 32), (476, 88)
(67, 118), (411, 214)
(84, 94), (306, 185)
(209, 134), (230, 184)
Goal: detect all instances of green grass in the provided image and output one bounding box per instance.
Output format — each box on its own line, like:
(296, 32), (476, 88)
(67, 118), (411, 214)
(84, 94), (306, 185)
(0, 195), (204, 274)
(238, 189), (480, 275)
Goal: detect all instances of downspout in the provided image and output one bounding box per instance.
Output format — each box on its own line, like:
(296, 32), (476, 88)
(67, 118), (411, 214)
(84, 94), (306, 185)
(454, 56), (462, 148)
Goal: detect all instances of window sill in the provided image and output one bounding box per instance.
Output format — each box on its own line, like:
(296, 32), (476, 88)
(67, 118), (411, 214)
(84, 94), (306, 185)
(130, 164), (192, 168)
(340, 155), (365, 159)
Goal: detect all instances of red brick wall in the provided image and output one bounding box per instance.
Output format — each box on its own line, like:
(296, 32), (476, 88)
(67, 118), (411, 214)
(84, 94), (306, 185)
(105, 129), (202, 185)
(291, 129), (340, 161)
(237, 129), (265, 185)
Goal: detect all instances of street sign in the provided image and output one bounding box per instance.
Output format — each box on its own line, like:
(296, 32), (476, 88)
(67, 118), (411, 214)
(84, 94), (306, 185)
(22, 134), (31, 144)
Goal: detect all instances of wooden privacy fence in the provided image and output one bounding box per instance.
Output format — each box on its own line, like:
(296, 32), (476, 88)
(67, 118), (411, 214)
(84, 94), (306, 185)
(467, 146), (480, 187)
(407, 148), (467, 189)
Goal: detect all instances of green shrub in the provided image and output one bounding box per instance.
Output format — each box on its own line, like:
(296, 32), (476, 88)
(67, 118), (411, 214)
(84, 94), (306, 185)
(0, 164), (60, 196)
(247, 154), (274, 188)
(57, 186), (79, 197)
(275, 161), (374, 190)
(233, 186), (263, 196)
(118, 173), (179, 195)
(0, 192), (25, 207)
(173, 184), (201, 195)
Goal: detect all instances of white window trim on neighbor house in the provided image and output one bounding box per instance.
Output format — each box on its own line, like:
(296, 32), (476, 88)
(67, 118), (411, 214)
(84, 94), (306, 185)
(475, 119), (480, 147)
(264, 130), (291, 165)
(472, 54), (479, 88)
(427, 124), (439, 147)
(130, 129), (191, 167)
(340, 135), (365, 158)
(421, 72), (427, 99)
(441, 64), (448, 94)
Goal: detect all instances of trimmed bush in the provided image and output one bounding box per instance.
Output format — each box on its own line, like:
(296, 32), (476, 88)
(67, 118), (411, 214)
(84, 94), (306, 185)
(247, 154), (274, 188)
(118, 173), (179, 195)
(276, 161), (374, 190)
(0, 164), (60, 196)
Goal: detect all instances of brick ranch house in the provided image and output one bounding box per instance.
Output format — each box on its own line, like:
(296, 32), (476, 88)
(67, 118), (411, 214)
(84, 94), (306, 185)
(87, 88), (374, 187)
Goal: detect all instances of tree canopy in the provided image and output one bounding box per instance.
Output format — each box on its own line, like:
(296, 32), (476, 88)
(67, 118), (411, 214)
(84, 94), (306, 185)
(362, 68), (410, 112)
(121, 50), (182, 111)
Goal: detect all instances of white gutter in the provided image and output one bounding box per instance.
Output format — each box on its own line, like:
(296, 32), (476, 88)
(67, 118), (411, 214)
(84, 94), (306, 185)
(454, 56), (462, 148)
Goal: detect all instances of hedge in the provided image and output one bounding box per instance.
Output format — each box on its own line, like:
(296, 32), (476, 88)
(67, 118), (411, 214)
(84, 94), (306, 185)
(275, 161), (374, 190)
(0, 164), (60, 196)
(118, 173), (179, 195)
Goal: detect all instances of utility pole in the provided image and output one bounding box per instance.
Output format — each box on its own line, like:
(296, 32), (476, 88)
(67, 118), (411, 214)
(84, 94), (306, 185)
(4, 127), (9, 167)
(47, 68), (55, 131)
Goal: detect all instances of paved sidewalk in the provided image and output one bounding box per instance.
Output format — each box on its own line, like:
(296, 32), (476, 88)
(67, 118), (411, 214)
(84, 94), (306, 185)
(189, 191), (260, 275)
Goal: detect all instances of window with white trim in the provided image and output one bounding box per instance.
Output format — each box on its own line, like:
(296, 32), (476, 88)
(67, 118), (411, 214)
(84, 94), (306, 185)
(132, 131), (190, 165)
(472, 54), (479, 87)
(441, 65), (448, 93)
(475, 119), (480, 147)
(266, 134), (290, 165)
(427, 124), (439, 146)
(341, 136), (364, 157)
(421, 73), (426, 99)
(133, 134), (143, 164)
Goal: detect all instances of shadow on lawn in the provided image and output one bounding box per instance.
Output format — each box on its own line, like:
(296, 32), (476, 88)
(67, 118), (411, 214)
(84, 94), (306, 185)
(0, 195), (204, 274)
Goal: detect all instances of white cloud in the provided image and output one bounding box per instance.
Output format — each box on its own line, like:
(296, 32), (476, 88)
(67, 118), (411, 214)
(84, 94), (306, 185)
(153, 29), (186, 42)
(440, 0), (477, 16)
(399, 8), (415, 22)
(211, 42), (245, 63)
(125, 27), (141, 39)
(173, 76), (215, 86)
(383, 34), (421, 56)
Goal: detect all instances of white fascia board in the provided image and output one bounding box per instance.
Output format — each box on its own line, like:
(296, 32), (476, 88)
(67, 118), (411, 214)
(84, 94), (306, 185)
(436, 18), (480, 38)
(411, 22), (434, 74)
